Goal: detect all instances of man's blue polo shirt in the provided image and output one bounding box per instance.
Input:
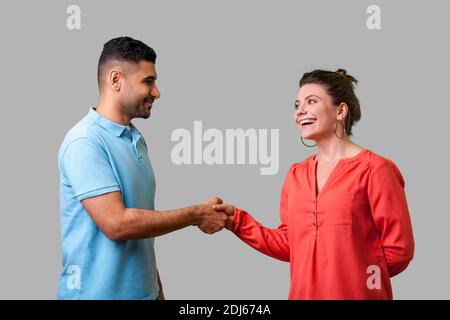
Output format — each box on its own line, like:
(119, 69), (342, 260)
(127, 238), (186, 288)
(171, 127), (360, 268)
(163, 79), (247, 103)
(57, 107), (158, 300)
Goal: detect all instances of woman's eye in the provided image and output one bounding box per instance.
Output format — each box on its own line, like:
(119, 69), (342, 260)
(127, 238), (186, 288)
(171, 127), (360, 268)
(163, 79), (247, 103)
(294, 103), (299, 109)
(308, 99), (316, 105)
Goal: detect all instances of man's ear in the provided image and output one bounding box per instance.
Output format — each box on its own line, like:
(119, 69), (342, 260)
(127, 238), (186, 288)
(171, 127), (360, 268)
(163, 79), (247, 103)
(109, 70), (121, 91)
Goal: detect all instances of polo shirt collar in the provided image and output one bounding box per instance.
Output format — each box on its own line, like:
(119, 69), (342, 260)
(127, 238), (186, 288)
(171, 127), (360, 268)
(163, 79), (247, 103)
(88, 107), (132, 137)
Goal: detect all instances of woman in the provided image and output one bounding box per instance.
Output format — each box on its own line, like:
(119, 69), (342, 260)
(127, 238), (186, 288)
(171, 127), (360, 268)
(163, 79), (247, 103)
(214, 69), (415, 299)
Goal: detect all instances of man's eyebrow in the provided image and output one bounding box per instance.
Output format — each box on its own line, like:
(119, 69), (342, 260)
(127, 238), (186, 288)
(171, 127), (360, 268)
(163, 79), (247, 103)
(143, 74), (157, 81)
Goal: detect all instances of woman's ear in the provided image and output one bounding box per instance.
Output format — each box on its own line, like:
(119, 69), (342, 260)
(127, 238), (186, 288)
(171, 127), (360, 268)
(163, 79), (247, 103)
(337, 102), (349, 121)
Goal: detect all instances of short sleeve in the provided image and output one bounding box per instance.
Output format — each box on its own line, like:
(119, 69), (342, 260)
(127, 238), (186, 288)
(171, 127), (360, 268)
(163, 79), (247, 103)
(60, 138), (120, 201)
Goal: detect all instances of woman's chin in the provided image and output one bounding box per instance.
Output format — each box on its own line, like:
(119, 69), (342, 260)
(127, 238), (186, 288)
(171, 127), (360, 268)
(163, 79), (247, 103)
(301, 133), (317, 141)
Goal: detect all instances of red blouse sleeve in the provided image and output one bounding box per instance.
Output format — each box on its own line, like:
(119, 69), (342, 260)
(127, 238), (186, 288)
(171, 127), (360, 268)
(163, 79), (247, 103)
(231, 172), (291, 262)
(368, 159), (415, 277)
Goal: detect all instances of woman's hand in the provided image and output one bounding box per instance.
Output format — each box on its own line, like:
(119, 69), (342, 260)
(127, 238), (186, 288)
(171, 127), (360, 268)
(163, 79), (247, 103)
(212, 204), (235, 230)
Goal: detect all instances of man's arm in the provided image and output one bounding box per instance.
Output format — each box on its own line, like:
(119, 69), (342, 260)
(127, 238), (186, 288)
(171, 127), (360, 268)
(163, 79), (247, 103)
(81, 191), (228, 241)
(157, 270), (164, 300)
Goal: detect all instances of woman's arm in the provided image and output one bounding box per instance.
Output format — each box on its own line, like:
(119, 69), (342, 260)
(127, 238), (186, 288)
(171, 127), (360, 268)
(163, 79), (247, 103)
(214, 182), (290, 262)
(368, 160), (415, 277)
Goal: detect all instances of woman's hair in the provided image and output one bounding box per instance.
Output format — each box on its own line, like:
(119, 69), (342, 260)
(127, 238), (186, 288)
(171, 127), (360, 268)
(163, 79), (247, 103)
(299, 69), (361, 136)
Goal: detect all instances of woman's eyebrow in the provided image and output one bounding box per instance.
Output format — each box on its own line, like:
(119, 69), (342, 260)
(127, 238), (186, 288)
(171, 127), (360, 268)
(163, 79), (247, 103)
(296, 95), (321, 103)
(304, 95), (321, 100)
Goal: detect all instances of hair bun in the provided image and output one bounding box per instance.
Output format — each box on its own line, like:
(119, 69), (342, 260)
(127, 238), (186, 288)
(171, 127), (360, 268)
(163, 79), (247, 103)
(335, 68), (358, 86)
(335, 69), (348, 76)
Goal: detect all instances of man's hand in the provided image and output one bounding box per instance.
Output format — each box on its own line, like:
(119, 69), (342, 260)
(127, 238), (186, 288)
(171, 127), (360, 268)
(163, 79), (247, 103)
(195, 197), (232, 234)
(212, 203), (235, 230)
(201, 196), (223, 207)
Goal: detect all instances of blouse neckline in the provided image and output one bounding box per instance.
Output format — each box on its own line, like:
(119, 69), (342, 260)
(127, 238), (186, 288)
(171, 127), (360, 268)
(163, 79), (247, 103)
(312, 149), (369, 164)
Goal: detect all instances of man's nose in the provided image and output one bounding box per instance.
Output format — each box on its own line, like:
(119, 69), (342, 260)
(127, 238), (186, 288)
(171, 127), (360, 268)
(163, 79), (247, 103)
(152, 85), (161, 99)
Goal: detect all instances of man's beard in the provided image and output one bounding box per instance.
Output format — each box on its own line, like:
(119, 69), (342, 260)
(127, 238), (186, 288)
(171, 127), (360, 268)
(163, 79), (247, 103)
(120, 96), (151, 120)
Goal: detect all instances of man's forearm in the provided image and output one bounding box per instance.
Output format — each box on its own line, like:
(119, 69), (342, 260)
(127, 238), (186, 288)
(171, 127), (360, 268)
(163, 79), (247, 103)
(113, 205), (202, 240)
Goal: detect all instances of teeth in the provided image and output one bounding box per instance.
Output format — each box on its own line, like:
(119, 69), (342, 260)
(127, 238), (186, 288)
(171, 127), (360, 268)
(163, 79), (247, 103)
(300, 118), (316, 125)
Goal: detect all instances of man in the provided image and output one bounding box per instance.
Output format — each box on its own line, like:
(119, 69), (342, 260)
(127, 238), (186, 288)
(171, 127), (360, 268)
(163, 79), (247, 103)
(57, 36), (231, 300)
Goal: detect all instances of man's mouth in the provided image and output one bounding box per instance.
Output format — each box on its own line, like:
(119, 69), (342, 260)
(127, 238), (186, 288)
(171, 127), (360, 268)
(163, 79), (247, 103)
(299, 118), (317, 127)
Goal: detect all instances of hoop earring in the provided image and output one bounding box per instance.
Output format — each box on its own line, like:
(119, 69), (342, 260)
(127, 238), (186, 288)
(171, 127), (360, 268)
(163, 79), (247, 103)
(301, 136), (317, 147)
(333, 120), (346, 139)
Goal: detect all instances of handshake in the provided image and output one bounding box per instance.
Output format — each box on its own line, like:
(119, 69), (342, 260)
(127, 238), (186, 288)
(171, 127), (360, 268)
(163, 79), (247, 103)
(193, 197), (235, 234)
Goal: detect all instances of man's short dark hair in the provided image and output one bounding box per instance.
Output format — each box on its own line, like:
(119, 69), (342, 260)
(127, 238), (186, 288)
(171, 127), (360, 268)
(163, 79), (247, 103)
(97, 36), (157, 84)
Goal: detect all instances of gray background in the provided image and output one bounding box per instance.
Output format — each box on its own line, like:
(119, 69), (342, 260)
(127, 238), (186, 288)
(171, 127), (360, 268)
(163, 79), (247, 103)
(0, 0), (448, 299)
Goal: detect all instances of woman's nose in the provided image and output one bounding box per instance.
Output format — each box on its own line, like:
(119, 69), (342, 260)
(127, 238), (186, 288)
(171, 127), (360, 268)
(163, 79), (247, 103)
(296, 103), (305, 116)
